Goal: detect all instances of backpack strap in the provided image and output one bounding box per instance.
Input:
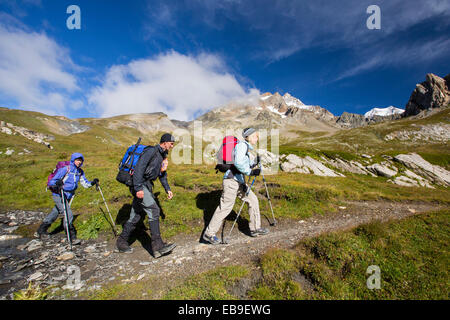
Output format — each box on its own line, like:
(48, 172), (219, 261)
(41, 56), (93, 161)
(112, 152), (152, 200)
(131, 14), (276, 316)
(126, 137), (142, 170)
(61, 165), (70, 183)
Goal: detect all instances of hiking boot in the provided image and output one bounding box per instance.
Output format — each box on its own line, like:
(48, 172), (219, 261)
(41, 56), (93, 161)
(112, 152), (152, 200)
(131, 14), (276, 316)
(115, 222), (136, 253)
(116, 236), (133, 253)
(35, 222), (51, 239)
(151, 234), (176, 258)
(250, 228), (269, 237)
(153, 242), (177, 258)
(202, 233), (221, 245)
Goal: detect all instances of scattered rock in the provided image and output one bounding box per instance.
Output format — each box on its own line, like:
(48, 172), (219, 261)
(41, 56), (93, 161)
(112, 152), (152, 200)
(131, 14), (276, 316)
(83, 245), (96, 253)
(0, 280), (12, 285)
(25, 239), (43, 252)
(385, 123), (450, 142)
(27, 272), (44, 282)
(193, 244), (209, 254)
(0, 235), (22, 241)
(0, 122), (54, 149)
(57, 252), (75, 261)
(52, 275), (67, 282)
(4, 226), (19, 233)
(136, 274), (145, 281)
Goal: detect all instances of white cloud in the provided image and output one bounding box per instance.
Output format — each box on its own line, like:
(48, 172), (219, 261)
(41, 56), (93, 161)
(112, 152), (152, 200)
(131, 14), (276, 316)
(0, 19), (80, 115)
(88, 51), (258, 120)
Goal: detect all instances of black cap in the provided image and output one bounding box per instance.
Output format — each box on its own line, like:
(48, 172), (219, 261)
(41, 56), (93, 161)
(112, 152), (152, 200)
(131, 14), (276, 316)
(160, 133), (175, 143)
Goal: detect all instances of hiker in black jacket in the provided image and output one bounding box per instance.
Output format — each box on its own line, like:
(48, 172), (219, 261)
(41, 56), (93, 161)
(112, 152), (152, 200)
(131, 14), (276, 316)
(116, 133), (176, 257)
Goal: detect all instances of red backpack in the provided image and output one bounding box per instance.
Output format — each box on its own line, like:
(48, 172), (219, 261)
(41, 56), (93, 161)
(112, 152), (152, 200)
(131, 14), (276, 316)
(46, 161), (70, 191)
(215, 136), (239, 173)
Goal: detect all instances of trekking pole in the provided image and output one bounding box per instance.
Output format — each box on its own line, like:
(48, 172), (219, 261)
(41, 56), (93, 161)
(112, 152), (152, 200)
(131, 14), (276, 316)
(96, 184), (116, 229)
(224, 175), (257, 243)
(259, 159), (277, 226)
(60, 189), (72, 251)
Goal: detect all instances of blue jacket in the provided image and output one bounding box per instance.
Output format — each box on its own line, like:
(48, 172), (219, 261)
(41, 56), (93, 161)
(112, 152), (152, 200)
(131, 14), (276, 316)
(223, 141), (256, 184)
(49, 152), (92, 200)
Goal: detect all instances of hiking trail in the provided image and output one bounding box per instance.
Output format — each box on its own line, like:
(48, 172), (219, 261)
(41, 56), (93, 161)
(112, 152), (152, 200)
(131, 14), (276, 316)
(0, 199), (444, 299)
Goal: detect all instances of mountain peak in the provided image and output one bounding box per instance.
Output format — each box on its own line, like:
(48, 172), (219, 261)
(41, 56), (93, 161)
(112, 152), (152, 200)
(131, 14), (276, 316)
(364, 106), (404, 119)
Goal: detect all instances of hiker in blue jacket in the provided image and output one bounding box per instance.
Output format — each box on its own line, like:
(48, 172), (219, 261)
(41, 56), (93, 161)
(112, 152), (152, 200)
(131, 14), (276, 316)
(36, 153), (99, 244)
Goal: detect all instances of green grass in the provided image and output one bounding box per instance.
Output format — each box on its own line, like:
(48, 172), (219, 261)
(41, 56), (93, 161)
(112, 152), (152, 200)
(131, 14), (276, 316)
(83, 278), (153, 300)
(249, 209), (450, 299)
(83, 209), (450, 300)
(163, 266), (249, 300)
(1, 107), (450, 242)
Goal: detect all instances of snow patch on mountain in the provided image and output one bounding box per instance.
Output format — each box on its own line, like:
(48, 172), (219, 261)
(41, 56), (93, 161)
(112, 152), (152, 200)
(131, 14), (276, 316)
(283, 93), (305, 106)
(266, 105), (287, 118)
(364, 106), (404, 119)
(282, 93), (315, 111)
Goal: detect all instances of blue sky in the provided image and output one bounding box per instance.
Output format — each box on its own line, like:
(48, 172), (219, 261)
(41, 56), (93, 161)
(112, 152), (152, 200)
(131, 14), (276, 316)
(0, 0), (449, 121)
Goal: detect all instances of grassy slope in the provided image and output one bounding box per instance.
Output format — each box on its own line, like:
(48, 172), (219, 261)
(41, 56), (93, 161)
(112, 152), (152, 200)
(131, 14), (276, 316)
(1, 108), (450, 241)
(250, 209), (449, 300)
(74, 208), (449, 300)
(3, 107), (449, 300)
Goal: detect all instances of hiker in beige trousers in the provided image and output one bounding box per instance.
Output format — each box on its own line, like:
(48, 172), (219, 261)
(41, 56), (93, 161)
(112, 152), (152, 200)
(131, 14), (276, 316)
(203, 128), (269, 244)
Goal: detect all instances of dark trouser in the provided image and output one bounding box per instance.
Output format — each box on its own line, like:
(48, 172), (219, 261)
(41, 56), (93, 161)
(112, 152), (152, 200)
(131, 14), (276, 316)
(119, 185), (164, 250)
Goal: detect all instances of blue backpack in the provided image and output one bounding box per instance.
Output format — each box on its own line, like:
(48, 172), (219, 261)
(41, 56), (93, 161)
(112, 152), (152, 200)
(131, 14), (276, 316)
(116, 137), (151, 186)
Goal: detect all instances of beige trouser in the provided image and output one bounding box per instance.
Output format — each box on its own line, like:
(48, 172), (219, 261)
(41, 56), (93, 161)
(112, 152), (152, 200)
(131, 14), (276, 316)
(205, 178), (261, 237)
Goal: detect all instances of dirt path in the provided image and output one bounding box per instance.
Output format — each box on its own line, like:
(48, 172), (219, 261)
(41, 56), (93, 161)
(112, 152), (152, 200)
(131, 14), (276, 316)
(0, 200), (445, 299)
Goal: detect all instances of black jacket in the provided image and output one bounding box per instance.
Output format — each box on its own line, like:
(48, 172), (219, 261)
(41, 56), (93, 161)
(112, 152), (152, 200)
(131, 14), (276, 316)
(132, 144), (171, 193)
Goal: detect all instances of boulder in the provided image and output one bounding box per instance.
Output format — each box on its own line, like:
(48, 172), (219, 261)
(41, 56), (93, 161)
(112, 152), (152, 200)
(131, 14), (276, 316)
(254, 149), (279, 174)
(57, 252), (75, 261)
(404, 73), (450, 117)
(5, 148), (14, 155)
(281, 154), (344, 177)
(394, 153), (450, 186)
(321, 156), (375, 176)
(366, 163), (398, 178)
(403, 169), (434, 188)
(390, 176), (419, 187)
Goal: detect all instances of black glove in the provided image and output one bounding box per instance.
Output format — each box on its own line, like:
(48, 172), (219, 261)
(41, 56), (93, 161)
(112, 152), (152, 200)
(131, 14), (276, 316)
(250, 168), (261, 176)
(91, 178), (99, 186)
(54, 179), (64, 188)
(256, 154), (261, 164)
